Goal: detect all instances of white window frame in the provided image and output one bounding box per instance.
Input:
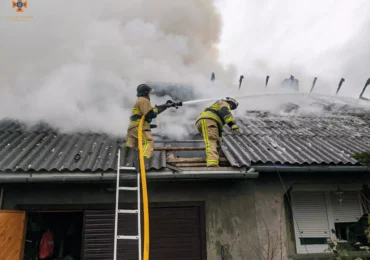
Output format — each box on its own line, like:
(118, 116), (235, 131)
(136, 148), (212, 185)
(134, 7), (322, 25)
(290, 184), (364, 254)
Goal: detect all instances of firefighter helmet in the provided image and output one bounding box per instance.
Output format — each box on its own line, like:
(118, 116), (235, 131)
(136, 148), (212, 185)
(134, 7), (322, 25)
(137, 84), (154, 97)
(224, 97), (238, 110)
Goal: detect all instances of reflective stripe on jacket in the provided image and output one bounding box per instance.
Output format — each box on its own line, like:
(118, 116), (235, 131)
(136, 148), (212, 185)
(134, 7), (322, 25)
(128, 97), (158, 130)
(196, 100), (236, 129)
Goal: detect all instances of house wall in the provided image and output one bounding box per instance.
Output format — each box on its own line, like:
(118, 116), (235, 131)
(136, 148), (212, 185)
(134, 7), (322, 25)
(1, 180), (262, 260)
(1, 172), (367, 260)
(253, 176), (291, 260)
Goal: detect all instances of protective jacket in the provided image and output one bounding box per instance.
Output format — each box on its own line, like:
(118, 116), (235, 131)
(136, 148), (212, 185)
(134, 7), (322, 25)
(127, 97), (166, 131)
(126, 96), (168, 159)
(196, 100), (237, 135)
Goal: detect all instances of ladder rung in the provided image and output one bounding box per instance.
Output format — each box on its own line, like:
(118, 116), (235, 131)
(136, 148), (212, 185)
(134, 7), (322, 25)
(119, 187), (138, 191)
(117, 235), (139, 240)
(119, 166), (136, 170)
(118, 209), (138, 214)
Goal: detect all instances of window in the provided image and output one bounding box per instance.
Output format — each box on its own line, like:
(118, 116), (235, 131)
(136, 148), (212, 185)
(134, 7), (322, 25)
(335, 223), (352, 241)
(290, 190), (363, 254)
(300, 238), (328, 245)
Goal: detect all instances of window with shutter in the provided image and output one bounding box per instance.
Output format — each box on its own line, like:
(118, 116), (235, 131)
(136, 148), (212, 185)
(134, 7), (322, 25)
(330, 191), (363, 241)
(290, 190), (364, 254)
(331, 191), (363, 223)
(291, 191), (331, 254)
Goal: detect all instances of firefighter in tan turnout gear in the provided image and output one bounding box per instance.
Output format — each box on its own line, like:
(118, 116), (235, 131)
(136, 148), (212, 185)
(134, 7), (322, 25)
(195, 97), (240, 167)
(126, 84), (179, 159)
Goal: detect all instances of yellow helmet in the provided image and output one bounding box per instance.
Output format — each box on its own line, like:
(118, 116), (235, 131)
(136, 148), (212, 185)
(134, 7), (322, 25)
(224, 97), (238, 110)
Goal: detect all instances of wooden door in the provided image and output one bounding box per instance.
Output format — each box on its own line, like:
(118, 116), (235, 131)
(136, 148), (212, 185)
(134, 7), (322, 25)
(0, 210), (27, 260)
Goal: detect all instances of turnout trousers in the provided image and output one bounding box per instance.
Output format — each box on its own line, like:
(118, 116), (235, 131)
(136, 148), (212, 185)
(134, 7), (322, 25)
(125, 126), (154, 159)
(196, 119), (221, 167)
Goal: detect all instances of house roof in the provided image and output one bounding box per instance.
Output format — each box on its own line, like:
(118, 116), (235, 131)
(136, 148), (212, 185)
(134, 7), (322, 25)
(0, 119), (166, 172)
(1, 96), (370, 172)
(222, 112), (370, 167)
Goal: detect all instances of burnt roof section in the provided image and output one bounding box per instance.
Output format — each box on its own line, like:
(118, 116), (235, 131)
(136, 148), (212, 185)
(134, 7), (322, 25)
(1, 97), (370, 172)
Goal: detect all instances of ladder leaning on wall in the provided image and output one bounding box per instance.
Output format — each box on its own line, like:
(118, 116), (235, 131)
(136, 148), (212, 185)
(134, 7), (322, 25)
(113, 149), (141, 260)
(113, 116), (150, 260)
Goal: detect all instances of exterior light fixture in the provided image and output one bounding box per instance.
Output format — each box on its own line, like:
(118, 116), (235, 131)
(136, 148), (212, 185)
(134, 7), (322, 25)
(335, 185), (344, 204)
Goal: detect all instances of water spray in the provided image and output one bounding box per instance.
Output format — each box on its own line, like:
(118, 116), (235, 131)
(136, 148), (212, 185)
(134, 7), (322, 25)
(180, 92), (370, 108)
(181, 93), (326, 105)
(182, 98), (222, 105)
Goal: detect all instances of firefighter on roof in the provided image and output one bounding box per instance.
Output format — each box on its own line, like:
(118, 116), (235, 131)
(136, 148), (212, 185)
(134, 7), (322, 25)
(195, 97), (240, 167)
(126, 84), (176, 159)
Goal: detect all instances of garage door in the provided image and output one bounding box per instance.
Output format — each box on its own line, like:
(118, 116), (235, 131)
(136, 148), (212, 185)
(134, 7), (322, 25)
(83, 203), (205, 260)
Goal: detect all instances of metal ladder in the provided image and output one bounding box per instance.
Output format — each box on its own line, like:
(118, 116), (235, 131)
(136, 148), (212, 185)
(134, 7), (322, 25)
(113, 149), (142, 260)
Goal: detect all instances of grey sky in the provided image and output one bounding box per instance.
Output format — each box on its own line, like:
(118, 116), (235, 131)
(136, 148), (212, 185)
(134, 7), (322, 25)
(215, 0), (370, 97)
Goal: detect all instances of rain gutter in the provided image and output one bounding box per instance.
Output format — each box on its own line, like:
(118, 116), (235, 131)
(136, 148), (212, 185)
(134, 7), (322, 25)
(249, 165), (370, 173)
(0, 167), (259, 183)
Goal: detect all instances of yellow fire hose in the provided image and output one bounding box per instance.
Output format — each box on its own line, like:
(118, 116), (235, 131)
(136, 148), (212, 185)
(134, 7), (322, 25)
(138, 115), (150, 260)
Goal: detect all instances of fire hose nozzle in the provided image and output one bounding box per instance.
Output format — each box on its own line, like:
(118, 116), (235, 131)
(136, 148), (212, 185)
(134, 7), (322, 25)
(166, 100), (183, 109)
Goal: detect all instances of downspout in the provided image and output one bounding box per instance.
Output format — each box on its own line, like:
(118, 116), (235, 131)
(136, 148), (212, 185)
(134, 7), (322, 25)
(0, 168), (259, 183)
(0, 187), (3, 209)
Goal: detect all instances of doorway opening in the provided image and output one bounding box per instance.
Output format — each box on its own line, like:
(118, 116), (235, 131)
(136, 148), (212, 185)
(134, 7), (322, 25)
(24, 211), (83, 260)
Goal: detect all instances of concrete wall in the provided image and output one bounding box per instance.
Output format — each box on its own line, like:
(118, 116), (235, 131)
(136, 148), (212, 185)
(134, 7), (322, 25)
(1, 172), (367, 260)
(254, 177), (290, 260)
(251, 172), (369, 260)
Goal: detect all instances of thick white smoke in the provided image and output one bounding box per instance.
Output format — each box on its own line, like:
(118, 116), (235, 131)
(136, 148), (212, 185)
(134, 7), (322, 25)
(0, 0), (237, 137)
(0, 0), (370, 139)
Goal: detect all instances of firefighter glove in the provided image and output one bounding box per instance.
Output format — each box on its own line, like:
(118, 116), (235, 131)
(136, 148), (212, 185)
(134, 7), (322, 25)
(155, 104), (168, 114)
(231, 124), (240, 132)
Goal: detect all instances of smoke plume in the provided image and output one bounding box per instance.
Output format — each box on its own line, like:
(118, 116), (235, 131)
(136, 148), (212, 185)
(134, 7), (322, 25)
(0, 0), (237, 138)
(1, 0), (370, 140)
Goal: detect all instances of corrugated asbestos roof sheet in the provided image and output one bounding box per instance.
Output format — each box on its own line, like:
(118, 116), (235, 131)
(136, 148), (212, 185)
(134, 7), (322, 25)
(222, 113), (370, 167)
(1, 110), (370, 172)
(0, 119), (166, 172)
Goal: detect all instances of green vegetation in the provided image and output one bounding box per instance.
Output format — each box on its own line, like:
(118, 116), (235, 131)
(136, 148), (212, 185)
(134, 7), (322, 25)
(353, 152), (370, 167)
